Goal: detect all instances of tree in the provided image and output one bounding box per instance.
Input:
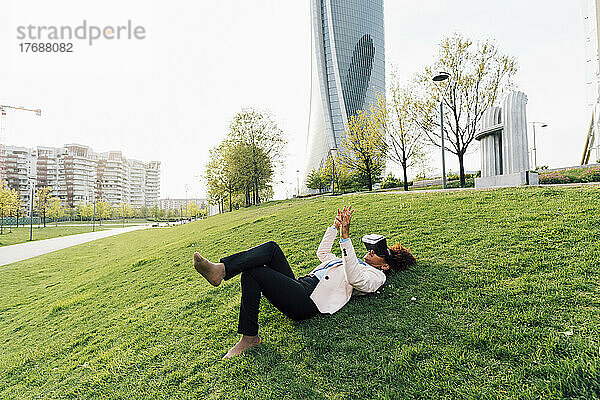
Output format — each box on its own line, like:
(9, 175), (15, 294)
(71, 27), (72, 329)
(81, 203), (93, 222)
(35, 187), (52, 227)
(206, 140), (241, 212)
(140, 206), (149, 219)
(305, 168), (329, 194)
(321, 154), (353, 194)
(227, 108), (285, 205)
(95, 200), (111, 225)
(149, 205), (161, 220)
(379, 85), (428, 191)
(48, 197), (64, 226)
(76, 204), (85, 221)
(0, 182), (10, 234)
(338, 106), (387, 191)
(67, 207), (76, 222)
(115, 202), (134, 226)
(10, 189), (22, 228)
(415, 34), (518, 187)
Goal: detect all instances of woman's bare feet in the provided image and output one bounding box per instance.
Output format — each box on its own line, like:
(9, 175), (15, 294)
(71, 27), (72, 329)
(222, 335), (262, 359)
(193, 252), (225, 287)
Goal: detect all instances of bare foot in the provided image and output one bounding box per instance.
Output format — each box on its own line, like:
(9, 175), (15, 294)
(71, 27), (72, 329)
(222, 335), (262, 359)
(193, 252), (225, 287)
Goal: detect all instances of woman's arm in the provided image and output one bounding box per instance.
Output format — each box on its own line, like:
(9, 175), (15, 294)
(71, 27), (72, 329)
(339, 206), (386, 292)
(340, 238), (386, 292)
(316, 211), (342, 262)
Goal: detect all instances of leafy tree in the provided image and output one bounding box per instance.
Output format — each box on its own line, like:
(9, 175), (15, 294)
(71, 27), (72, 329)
(381, 173), (402, 189)
(206, 140), (241, 212)
(338, 107), (387, 191)
(227, 108), (285, 205)
(321, 155), (353, 194)
(0, 181), (11, 234)
(10, 190), (22, 228)
(167, 208), (178, 219)
(305, 168), (329, 194)
(76, 204), (85, 221)
(140, 206), (149, 219)
(415, 33), (518, 187)
(35, 187), (52, 227)
(48, 197), (64, 226)
(95, 200), (111, 225)
(115, 202), (134, 225)
(149, 205), (161, 220)
(67, 207), (76, 222)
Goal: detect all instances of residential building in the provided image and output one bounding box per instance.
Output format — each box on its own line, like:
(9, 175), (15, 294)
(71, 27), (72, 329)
(2, 143), (161, 210)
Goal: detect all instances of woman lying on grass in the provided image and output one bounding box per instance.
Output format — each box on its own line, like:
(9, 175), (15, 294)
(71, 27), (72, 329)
(193, 206), (416, 359)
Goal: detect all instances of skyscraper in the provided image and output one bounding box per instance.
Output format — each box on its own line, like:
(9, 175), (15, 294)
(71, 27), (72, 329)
(304, 0), (385, 189)
(582, 0), (600, 162)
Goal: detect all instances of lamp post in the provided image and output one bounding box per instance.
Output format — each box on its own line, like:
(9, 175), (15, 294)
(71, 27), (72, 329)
(433, 72), (450, 189)
(296, 170), (300, 197)
(530, 122), (548, 170)
(185, 184), (189, 220)
(329, 148), (337, 195)
(29, 179), (35, 241)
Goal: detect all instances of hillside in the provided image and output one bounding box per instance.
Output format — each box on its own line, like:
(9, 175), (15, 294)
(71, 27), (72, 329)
(1, 186), (599, 399)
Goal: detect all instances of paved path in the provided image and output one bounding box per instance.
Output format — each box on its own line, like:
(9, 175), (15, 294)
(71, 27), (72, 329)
(0, 225), (150, 266)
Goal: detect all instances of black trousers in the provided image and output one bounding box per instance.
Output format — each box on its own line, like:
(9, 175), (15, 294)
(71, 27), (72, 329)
(220, 241), (320, 336)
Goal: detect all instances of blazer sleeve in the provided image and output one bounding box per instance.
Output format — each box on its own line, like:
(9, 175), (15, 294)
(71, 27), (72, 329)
(340, 238), (386, 293)
(316, 226), (339, 263)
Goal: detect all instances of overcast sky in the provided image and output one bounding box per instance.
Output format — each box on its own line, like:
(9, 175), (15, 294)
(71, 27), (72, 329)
(0, 0), (589, 199)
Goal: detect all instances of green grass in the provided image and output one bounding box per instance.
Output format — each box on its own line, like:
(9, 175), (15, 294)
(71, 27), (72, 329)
(1, 186), (599, 399)
(0, 226), (106, 247)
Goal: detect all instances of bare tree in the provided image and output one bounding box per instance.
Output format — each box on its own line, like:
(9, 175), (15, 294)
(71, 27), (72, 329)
(416, 34), (518, 187)
(377, 84), (428, 191)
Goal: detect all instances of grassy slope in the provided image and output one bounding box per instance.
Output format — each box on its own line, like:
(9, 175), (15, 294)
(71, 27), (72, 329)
(1, 187), (599, 399)
(0, 226), (106, 247)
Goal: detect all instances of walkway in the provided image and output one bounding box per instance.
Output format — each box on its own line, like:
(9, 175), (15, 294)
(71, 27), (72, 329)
(0, 225), (149, 267)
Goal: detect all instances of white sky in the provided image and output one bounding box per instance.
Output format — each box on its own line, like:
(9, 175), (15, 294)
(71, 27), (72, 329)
(0, 0), (589, 199)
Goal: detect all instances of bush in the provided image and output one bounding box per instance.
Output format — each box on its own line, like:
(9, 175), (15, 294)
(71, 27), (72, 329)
(539, 166), (600, 185)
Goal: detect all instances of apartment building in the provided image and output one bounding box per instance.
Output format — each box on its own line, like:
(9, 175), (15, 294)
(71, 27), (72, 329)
(2, 146), (37, 209)
(1, 143), (161, 209)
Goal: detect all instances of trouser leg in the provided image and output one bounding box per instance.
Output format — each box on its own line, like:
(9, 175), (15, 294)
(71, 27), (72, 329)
(221, 241), (294, 281)
(237, 267), (319, 336)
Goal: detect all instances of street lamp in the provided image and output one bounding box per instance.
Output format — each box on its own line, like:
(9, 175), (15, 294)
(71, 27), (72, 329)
(433, 72), (450, 189)
(184, 184), (189, 221)
(329, 148), (337, 195)
(530, 122), (548, 170)
(29, 178), (35, 241)
(296, 170), (300, 197)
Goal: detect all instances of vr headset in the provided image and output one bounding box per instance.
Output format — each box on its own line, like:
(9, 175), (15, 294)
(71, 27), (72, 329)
(362, 234), (389, 258)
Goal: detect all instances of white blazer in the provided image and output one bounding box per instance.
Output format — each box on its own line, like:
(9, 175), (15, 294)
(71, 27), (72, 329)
(309, 226), (386, 314)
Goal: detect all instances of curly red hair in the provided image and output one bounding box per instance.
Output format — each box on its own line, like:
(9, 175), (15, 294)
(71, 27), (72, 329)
(384, 243), (416, 271)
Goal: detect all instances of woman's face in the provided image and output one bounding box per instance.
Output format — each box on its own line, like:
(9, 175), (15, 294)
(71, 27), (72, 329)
(363, 250), (388, 270)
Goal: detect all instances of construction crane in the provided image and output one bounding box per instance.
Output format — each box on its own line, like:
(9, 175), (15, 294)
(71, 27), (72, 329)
(0, 104), (42, 181)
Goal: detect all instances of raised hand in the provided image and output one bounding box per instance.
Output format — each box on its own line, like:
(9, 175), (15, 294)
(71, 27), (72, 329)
(340, 206), (354, 239)
(334, 208), (343, 229)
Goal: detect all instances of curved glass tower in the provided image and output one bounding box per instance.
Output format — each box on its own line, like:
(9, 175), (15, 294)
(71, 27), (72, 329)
(304, 0), (385, 189)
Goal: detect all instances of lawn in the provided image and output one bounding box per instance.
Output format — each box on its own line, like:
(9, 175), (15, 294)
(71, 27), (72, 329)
(1, 186), (599, 399)
(0, 226), (106, 247)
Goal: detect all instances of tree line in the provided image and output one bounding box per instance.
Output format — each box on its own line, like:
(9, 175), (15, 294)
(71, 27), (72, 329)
(0, 181), (206, 230)
(306, 34), (517, 193)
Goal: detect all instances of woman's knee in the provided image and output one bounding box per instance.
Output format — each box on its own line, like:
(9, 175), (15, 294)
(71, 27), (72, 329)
(265, 240), (279, 250)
